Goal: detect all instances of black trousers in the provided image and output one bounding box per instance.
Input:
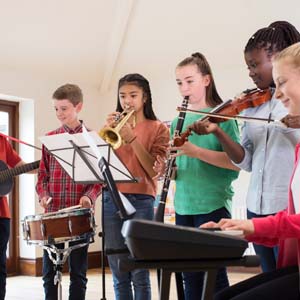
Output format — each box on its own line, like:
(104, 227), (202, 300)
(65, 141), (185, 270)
(215, 265), (300, 300)
(0, 218), (10, 300)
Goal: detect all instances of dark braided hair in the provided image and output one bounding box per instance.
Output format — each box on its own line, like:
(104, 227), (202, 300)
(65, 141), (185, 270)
(177, 52), (223, 108)
(116, 73), (157, 120)
(245, 21), (300, 54)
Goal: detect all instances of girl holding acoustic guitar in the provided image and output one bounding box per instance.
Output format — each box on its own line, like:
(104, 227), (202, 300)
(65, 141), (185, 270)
(0, 134), (37, 300)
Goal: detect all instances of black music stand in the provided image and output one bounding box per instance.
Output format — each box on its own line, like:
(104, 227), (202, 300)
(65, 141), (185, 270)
(97, 157), (136, 300)
(39, 130), (136, 300)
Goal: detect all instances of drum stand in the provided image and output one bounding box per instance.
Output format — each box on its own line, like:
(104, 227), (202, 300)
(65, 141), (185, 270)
(43, 240), (90, 300)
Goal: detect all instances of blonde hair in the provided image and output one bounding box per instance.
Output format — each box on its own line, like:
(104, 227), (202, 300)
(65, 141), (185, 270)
(273, 42), (300, 68)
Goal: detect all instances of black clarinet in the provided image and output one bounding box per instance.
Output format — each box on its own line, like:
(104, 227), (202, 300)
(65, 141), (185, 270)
(154, 96), (189, 222)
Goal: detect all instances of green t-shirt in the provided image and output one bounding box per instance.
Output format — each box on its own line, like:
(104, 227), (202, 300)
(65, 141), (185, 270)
(171, 109), (240, 215)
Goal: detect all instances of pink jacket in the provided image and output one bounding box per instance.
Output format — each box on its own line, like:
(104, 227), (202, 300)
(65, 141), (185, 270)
(246, 143), (300, 268)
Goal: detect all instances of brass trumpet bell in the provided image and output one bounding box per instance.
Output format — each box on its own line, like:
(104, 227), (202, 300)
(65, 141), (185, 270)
(99, 109), (135, 149)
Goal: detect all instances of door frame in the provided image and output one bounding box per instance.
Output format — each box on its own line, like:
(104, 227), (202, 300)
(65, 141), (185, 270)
(0, 100), (19, 275)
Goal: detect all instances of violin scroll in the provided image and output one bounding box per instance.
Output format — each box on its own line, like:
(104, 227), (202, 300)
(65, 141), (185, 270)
(173, 129), (192, 147)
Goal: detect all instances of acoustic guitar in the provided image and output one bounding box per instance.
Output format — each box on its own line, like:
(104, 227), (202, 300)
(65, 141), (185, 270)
(0, 160), (40, 196)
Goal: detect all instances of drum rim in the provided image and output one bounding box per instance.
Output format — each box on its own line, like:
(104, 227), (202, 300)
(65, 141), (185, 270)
(23, 207), (93, 221)
(25, 231), (95, 246)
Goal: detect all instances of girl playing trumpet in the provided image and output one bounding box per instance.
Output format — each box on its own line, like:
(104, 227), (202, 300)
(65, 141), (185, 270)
(102, 73), (169, 300)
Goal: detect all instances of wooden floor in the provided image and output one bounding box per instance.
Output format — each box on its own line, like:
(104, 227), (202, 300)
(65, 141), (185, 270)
(6, 268), (256, 300)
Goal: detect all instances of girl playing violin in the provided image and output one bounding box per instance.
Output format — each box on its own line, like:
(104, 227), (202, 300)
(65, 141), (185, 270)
(165, 53), (240, 299)
(191, 21), (300, 273)
(201, 41), (300, 300)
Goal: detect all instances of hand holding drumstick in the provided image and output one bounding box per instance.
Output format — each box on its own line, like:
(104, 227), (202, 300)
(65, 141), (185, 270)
(40, 196), (92, 209)
(79, 196), (92, 208)
(39, 197), (52, 209)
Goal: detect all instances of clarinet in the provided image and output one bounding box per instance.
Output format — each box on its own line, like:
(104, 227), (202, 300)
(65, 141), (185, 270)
(154, 96), (189, 222)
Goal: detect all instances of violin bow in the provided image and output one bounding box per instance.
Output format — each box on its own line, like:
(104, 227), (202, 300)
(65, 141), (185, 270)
(176, 107), (285, 126)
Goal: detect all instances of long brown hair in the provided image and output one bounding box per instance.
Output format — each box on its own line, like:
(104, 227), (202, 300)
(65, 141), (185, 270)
(116, 73), (157, 120)
(177, 52), (223, 107)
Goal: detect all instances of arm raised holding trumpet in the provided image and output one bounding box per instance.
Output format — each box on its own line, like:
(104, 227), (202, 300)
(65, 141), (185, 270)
(99, 106), (137, 149)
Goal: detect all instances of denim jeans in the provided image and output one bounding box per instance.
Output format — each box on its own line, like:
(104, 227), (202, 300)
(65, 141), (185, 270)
(42, 238), (89, 300)
(175, 207), (231, 300)
(103, 191), (153, 300)
(247, 210), (278, 273)
(0, 218), (10, 300)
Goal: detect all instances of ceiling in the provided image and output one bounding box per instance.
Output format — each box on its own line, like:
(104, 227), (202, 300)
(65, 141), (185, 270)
(0, 0), (300, 97)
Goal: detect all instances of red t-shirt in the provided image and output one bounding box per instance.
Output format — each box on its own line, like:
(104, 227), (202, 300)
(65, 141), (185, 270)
(0, 135), (21, 218)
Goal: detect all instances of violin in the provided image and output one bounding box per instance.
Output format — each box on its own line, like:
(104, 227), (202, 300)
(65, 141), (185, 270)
(173, 88), (272, 147)
(205, 88), (272, 123)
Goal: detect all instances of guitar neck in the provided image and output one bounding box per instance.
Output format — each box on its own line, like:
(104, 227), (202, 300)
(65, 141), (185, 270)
(0, 160), (40, 182)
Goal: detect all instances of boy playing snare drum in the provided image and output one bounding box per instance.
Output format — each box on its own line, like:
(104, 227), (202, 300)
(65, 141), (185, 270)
(36, 83), (102, 300)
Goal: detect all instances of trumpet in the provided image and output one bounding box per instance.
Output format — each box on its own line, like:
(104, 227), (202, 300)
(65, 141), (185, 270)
(99, 108), (135, 149)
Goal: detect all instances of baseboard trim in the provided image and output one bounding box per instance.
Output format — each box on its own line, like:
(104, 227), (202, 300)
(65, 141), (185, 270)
(19, 251), (106, 276)
(19, 257), (43, 276)
(227, 266), (261, 274)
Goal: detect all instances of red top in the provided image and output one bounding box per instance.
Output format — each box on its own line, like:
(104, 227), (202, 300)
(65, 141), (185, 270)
(36, 123), (102, 213)
(0, 135), (22, 218)
(246, 143), (300, 268)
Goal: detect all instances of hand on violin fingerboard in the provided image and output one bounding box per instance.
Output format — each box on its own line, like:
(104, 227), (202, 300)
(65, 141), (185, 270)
(190, 119), (218, 135)
(281, 114), (300, 128)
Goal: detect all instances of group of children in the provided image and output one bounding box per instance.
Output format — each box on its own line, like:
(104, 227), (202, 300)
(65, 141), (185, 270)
(1, 19), (300, 300)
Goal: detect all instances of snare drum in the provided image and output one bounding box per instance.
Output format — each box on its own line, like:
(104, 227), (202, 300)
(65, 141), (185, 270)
(22, 208), (95, 245)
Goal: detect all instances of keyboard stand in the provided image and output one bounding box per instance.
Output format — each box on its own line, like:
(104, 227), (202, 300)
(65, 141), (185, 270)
(119, 255), (260, 300)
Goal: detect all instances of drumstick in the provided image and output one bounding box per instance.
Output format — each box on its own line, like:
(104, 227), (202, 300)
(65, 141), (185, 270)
(46, 197), (52, 205)
(58, 204), (82, 212)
